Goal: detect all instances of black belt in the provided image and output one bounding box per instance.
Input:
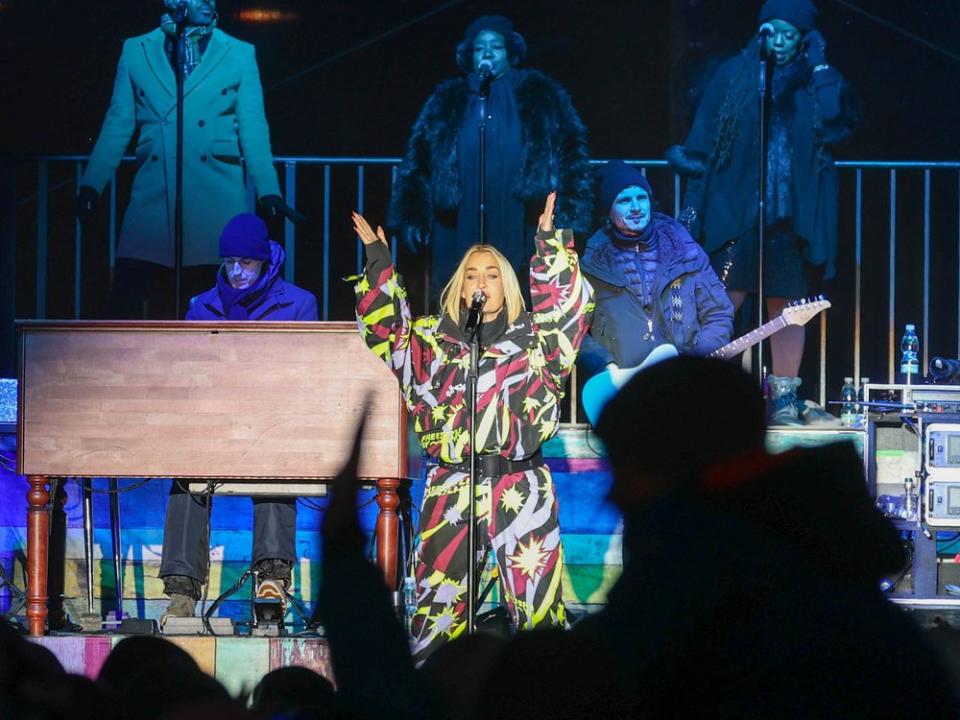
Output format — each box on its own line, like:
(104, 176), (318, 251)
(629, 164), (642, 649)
(438, 449), (544, 477)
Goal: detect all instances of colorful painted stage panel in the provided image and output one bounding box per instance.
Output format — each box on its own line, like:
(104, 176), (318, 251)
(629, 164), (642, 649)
(28, 635), (336, 689)
(1, 426), (864, 624)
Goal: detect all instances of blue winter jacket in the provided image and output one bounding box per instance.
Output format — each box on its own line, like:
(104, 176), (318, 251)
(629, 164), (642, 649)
(578, 215), (733, 379)
(185, 240), (318, 321)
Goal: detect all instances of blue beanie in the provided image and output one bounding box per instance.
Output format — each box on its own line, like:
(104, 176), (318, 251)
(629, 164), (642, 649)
(596, 161), (654, 216)
(218, 213), (271, 260)
(758, 0), (818, 32)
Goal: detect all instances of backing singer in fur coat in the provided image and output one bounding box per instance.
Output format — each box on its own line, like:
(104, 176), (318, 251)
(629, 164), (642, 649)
(387, 15), (593, 304)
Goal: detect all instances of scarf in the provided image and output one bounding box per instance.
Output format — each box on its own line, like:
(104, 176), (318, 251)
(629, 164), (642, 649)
(216, 265), (273, 320)
(458, 305), (508, 350)
(456, 69), (526, 266)
(161, 12), (217, 78)
(765, 58), (808, 224)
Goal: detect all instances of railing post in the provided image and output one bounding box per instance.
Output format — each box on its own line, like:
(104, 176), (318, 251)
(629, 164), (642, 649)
(284, 161), (296, 283)
(0, 157), (14, 376)
(75, 163), (83, 319)
(109, 172), (117, 272)
(922, 168), (931, 373)
(356, 165), (365, 276)
(887, 169), (897, 383)
(854, 168), (862, 389)
(322, 164), (331, 321)
(36, 160), (48, 319)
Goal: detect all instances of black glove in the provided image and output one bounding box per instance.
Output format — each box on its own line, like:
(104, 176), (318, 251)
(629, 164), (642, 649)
(260, 194), (306, 224)
(76, 185), (99, 226)
(401, 226), (428, 254)
(803, 30), (828, 67)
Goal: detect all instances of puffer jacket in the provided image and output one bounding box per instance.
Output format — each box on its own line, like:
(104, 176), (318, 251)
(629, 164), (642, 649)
(578, 215), (733, 378)
(185, 240), (318, 320)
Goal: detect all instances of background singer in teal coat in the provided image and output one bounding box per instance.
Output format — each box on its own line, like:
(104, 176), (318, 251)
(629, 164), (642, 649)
(81, 25), (281, 268)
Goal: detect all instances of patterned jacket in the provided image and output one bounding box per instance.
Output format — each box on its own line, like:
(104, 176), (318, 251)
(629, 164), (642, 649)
(356, 229), (594, 463)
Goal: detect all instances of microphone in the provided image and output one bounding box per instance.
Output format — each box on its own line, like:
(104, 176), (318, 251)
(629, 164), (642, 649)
(477, 60), (494, 79)
(174, 1), (189, 24)
(465, 290), (487, 335)
(757, 22), (775, 60)
(930, 357), (960, 382)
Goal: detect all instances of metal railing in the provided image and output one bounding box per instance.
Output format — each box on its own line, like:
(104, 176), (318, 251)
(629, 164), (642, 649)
(18, 155), (960, 422)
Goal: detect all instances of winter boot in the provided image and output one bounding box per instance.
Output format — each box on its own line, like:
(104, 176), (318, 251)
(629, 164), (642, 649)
(159, 575), (201, 625)
(253, 558), (292, 626)
(800, 399), (842, 427)
(768, 375), (804, 426)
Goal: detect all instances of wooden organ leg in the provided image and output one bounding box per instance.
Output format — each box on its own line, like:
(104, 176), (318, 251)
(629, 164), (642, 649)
(26, 475), (50, 636)
(375, 477), (400, 590)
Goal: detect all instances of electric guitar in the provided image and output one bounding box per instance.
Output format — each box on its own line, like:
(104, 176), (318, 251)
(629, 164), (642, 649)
(580, 295), (831, 426)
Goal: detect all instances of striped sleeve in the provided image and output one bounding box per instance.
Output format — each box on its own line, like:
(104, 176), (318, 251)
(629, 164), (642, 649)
(529, 228), (595, 392)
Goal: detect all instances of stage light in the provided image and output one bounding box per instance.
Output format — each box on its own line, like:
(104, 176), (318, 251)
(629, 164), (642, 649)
(238, 8), (301, 23)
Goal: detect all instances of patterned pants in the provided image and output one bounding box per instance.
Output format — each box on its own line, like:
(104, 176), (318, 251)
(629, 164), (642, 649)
(409, 464), (566, 662)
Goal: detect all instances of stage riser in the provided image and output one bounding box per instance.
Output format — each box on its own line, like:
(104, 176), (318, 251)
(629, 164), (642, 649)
(1, 428), (862, 622)
(28, 635), (333, 695)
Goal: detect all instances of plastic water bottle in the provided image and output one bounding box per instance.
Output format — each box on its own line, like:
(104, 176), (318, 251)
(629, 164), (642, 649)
(900, 324), (920, 383)
(402, 576), (416, 634)
(840, 377), (857, 427)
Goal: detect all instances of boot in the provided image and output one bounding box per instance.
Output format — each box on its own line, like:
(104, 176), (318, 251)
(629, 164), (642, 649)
(800, 399), (842, 427)
(160, 574), (200, 624)
(253, 558), (292, 626)
(253, 558), (292, 600)
(161, 593), (197, 623)
(768, 375), (804, 426)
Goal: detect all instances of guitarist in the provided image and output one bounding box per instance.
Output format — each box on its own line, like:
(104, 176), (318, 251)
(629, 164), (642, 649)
(578, 161), (733, 388)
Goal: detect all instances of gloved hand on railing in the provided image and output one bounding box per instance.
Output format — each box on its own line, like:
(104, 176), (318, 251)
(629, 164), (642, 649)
(76, 185), (99, 227)
(260, 194), (306, 224)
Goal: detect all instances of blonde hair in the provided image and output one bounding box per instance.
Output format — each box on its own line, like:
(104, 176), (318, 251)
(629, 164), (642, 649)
(440, 244), (525, 325)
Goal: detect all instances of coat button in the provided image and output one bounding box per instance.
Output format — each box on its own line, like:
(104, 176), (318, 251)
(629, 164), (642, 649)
(139, 89), (145, 96)
(151, 155), (158, 161)
(200, 155), (208, 162)
(221, 88), (227, 95)
(198, 120), (205, 127)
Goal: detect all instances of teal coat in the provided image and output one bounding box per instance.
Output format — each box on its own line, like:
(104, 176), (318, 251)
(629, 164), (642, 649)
(82, 28), (281, 267)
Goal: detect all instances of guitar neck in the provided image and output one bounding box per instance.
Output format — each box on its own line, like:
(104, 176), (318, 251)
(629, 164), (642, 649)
(709, 316), (788, 361)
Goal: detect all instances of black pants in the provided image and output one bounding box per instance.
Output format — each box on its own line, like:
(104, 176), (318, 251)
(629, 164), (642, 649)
(107, 258), (218, 319)
(158, 481), (297, 584)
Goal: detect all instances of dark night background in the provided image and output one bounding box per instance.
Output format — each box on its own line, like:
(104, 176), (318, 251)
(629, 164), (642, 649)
(1, 0), (959, 394)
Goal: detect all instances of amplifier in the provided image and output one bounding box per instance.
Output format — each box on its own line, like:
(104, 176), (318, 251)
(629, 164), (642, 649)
(924, 422), (960, 527)
(864, 383), (960, 414)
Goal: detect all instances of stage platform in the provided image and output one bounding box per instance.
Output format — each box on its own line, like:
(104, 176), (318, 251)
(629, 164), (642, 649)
(27, 633), (333, 693)
(1, 418), (865, 629)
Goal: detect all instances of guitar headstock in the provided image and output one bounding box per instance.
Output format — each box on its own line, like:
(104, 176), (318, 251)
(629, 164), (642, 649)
(782, 295), (831, 326)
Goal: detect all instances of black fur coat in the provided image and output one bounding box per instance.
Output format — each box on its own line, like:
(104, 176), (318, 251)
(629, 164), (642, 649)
(388, 68), (593, 243)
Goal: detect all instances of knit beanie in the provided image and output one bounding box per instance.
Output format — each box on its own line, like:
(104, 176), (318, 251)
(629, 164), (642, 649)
(758, 0), (818, 32)
(596, 161), (654, 216)
(218, 213), (272, 260)
(455, 15), (527, 73)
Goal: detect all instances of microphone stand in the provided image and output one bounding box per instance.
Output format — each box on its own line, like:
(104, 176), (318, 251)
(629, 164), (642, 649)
(755, 39), (772, 379)
(174, 5), (188, 319)
(465, 315), (482, 634)
(477, 72), (491, 246)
